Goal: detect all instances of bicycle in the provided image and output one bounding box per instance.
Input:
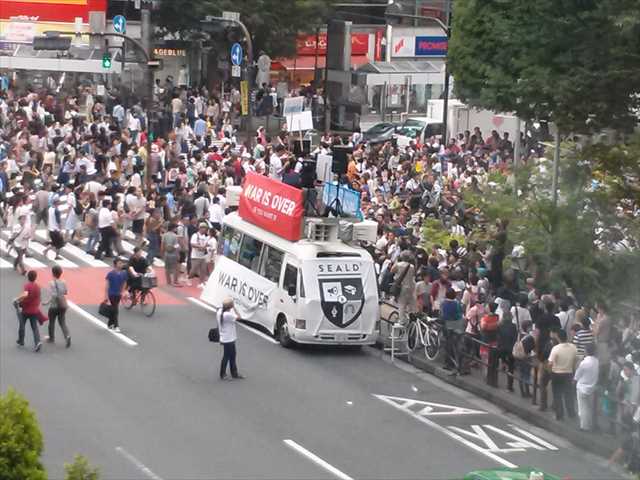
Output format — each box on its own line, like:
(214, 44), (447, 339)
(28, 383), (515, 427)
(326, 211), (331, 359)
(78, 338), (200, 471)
(122, 287), (156, 317)
(406, 313), (442, 361)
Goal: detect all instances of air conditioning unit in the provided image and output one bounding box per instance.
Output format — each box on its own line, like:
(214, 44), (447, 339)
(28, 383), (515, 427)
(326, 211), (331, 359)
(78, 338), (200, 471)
(225, 186), (242, 207)
(305, 218), (339, 242)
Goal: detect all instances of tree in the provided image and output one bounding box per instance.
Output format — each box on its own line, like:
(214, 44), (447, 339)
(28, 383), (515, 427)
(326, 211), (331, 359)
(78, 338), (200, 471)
(65, 455), (100, 480)
(448, 0), (640, 133)
(154, 0), (332, 57)
(0, 388), (46, 480)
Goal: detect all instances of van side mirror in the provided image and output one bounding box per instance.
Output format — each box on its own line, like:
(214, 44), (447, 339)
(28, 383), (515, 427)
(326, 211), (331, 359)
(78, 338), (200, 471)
(287, 285), (296, 297)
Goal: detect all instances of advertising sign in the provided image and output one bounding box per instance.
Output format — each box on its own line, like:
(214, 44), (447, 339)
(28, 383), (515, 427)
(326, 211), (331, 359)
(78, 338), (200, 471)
(240, 80), (249, 116)
(296, 32), (369, 56)
(238, 172), (305, 241)
(2, 0), (106, 23)
(414, 36), (448, 57)
(391, 35), (415, 57)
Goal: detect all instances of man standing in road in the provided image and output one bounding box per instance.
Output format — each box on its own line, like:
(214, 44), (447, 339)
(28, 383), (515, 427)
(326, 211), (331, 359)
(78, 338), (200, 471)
(96, 198), (115, 259)
(548, 328), (578, 421)
(218, 297), (244, 380)
(104, 257), (127, 332)
(190, 222), (209, 286)
(43, 195), (64, 260)
(14, 270), (44, 352)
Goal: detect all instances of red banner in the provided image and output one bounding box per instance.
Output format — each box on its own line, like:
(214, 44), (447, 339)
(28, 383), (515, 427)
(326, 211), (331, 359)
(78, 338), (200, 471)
(297, 33), (369, 56)
(238, 173), (304, 242)
(1, 0), (105, 22)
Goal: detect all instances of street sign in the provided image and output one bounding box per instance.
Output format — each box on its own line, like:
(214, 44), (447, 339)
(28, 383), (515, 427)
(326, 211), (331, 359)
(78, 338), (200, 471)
(222, 11), (240, 22)
(230, 43), (243, 66)
(147, 59), (163, 69)
(231, 65), (241, 78)
(113, 15), (126, 34)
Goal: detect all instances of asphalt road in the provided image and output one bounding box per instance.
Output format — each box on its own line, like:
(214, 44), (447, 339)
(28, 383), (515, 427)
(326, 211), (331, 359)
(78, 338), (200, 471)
(0, 249), (627, 480)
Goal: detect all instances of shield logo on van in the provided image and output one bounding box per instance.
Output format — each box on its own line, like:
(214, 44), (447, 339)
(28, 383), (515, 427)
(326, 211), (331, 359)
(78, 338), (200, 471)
(319, 278), (365, 328)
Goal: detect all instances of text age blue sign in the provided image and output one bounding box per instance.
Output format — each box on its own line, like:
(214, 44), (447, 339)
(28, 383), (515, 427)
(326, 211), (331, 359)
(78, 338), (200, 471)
(231, 43), (243, 66)
(113, 15), (126, 34)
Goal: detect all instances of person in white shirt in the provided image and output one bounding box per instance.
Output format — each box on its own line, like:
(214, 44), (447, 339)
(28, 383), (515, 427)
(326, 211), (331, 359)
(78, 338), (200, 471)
(208, 196), (224, 230)
(205, 227), (218, 275)
(10, 213), (31, 275)
(43, 196), (64, 260)
(96, 198), (115, 259)
(218, 297), (244, 380)
(510, 294), (533, 327)
(574, 343), (599, 431)
(269, 145), (285, 180)
(189, 222), (209, 285)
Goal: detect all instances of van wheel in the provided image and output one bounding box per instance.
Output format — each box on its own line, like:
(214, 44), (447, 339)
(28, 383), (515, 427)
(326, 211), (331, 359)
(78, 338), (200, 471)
(277, 316), (294, 348)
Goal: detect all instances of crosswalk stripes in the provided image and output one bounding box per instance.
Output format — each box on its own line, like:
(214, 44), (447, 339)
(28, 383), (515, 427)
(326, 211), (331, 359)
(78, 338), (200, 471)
(33, 230), (108, 268)
(120, 238), (165, 268)
(28, 241), (79, 269)
(0, 239), (47, 269)
(0, 257), (13, 269)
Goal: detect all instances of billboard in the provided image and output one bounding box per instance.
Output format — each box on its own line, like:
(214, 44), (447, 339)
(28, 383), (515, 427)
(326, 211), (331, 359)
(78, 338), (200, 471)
(1, 0), (105, 22)
(414, 36), (448, 57)
(297, 33), (369, 56)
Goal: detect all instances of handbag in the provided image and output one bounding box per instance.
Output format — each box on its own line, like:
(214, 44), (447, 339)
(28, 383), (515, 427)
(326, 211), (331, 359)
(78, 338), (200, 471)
(390, 264), (410, 298)
(208, 327), (220, 343)
(98, 301), (113, 318)
(512, 306), (527, 360)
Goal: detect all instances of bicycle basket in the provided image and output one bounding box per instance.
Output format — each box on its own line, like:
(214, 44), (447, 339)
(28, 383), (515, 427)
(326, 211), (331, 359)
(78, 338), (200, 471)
(141, 276), (158, 289)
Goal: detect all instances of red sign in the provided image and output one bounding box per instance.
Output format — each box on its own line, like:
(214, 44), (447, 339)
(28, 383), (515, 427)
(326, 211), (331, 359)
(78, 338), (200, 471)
(1, 0), (106, 22)
(296, 32), (369, 56)
(238, 172), (305, 242)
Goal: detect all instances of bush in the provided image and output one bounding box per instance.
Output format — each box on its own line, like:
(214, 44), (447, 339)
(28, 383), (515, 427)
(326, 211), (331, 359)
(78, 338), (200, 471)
(0, 388), (47, 480)
(65, 455), (100, 480)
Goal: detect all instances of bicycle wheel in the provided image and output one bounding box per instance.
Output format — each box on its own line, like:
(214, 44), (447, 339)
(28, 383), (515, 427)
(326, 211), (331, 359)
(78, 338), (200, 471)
(424, 328), (440, 361)
(407, 322), (418, 351)
(122, 291), (135, 310)
(140, 290), (156, 317)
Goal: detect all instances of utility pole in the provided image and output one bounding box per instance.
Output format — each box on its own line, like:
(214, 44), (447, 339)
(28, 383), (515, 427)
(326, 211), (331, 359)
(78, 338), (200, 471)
(140, 0), (154, 192)
(441, 0), (451, 146)
(513, 116), (521, 200)
(552, 129), (561, 207)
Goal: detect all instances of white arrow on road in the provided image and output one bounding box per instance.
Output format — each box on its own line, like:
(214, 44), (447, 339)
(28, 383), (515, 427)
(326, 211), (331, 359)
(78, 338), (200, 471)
(373, 394), (487, 416)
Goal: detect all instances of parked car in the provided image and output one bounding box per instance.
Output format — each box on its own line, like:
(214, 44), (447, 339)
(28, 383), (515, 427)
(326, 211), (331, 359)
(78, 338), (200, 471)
(362, 122), (398, 145)
(395, 117), (444, 148)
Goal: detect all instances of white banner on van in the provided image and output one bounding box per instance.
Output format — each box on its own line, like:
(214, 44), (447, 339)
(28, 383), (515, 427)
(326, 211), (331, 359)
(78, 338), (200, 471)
(200, 256), (277, 321)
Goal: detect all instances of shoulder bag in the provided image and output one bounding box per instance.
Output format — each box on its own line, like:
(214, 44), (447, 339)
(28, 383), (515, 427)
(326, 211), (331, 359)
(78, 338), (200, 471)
(208, 310), (220, 343)
(390, 264), (410, 298)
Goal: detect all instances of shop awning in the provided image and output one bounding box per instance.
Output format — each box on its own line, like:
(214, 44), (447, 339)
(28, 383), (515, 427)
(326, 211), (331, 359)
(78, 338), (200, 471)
(356, 60), (444, 86)
(0, 43), (123, 74)
(272, 55), (371, 71)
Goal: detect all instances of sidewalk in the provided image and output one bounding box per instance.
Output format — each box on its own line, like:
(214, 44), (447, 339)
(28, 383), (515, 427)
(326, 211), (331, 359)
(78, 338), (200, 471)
(404, 346), (619, 460)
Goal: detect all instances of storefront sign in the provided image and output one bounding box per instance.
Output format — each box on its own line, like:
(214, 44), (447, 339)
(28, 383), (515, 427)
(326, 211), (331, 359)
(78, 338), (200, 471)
(391, 35), (415, 57)
(415, 36), (448, 57)
(297, 32), (369, 56)
(4, 21), (37, 41)
(240, 80), (249, 116)
(2, 0), (105, 23)
(238, 172), (304, 241)
(153, 48), (186, 57)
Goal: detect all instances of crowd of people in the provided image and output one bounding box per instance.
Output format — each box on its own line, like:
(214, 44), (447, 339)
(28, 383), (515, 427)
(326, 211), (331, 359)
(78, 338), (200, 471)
(1, 78), (639, 468)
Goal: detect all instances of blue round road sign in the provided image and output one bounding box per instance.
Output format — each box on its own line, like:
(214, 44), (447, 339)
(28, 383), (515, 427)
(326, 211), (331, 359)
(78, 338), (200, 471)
(231, 43), (243, 66)
(113, 15), (126, 34)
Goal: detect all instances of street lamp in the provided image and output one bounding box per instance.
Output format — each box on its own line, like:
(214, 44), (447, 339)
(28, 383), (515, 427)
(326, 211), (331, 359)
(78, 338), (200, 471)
(385, 0), (452, 143)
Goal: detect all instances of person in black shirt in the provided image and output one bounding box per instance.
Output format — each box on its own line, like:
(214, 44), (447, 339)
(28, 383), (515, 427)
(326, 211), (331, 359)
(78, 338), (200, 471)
(127, 247), (150, 294)
(282, 160), (301, 188)
(535, 295), (561, 411)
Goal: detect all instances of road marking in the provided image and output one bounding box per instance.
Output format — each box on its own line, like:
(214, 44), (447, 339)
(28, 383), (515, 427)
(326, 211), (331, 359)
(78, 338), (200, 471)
(374, 394), (486, 416)
(0, 257), (12, 268)
(187, 297), (279, 344)
(0, 239), (47, 269)
(34, 230), (108, 267)
(374, 394), (517, 468)
(449, 424), (558, 453)
(29, 241), (78, 269)
(508, 425), (559, 450)
(115, 446), (163, 480)
(283, 439), (354, 480)
(67, 301), (138, 347)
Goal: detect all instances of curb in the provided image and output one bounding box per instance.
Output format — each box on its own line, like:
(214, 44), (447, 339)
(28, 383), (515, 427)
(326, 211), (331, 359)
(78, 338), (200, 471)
(408, 351), (618, 459)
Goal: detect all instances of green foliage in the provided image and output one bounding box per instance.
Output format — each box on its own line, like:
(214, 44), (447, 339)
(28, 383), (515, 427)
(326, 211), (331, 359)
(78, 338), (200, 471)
(154, 0), (331, 57)
(65, 455), (99, 480)
(461, 135), (640, 308)
(422, 218), (465, 252)
(448, 0), (640, 133)
(0, 388), (46, 480)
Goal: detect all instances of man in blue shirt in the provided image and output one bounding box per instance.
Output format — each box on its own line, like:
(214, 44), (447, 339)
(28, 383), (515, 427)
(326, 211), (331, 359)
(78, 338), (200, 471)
(105, 258), (127, 332)
(193, 114), (207, 139)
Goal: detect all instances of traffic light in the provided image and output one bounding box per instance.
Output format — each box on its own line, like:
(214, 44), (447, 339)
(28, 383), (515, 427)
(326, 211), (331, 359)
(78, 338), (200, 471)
(33, 36), (71, 51)
(102, 52), (112, 69)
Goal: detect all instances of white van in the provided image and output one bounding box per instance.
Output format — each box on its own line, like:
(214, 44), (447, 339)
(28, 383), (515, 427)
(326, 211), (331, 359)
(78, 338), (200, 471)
(201, 212), (379, 347)
(395, 117), (444, 148)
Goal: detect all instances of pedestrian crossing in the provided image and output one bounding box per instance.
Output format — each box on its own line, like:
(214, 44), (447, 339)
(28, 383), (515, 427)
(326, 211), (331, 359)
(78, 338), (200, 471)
(33, 230), (108, 268)
(0, 238), (47, 269)
(0, 257), (13, 269)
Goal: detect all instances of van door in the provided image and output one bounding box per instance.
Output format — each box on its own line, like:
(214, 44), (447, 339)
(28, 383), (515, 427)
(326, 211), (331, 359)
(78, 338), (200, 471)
(280, 262), (300, 328)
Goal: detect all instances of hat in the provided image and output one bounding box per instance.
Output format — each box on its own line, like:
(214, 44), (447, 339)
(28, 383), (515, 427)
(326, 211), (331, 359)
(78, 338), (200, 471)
(199, 222), (208, 229)
(222, 297), (234, 308)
